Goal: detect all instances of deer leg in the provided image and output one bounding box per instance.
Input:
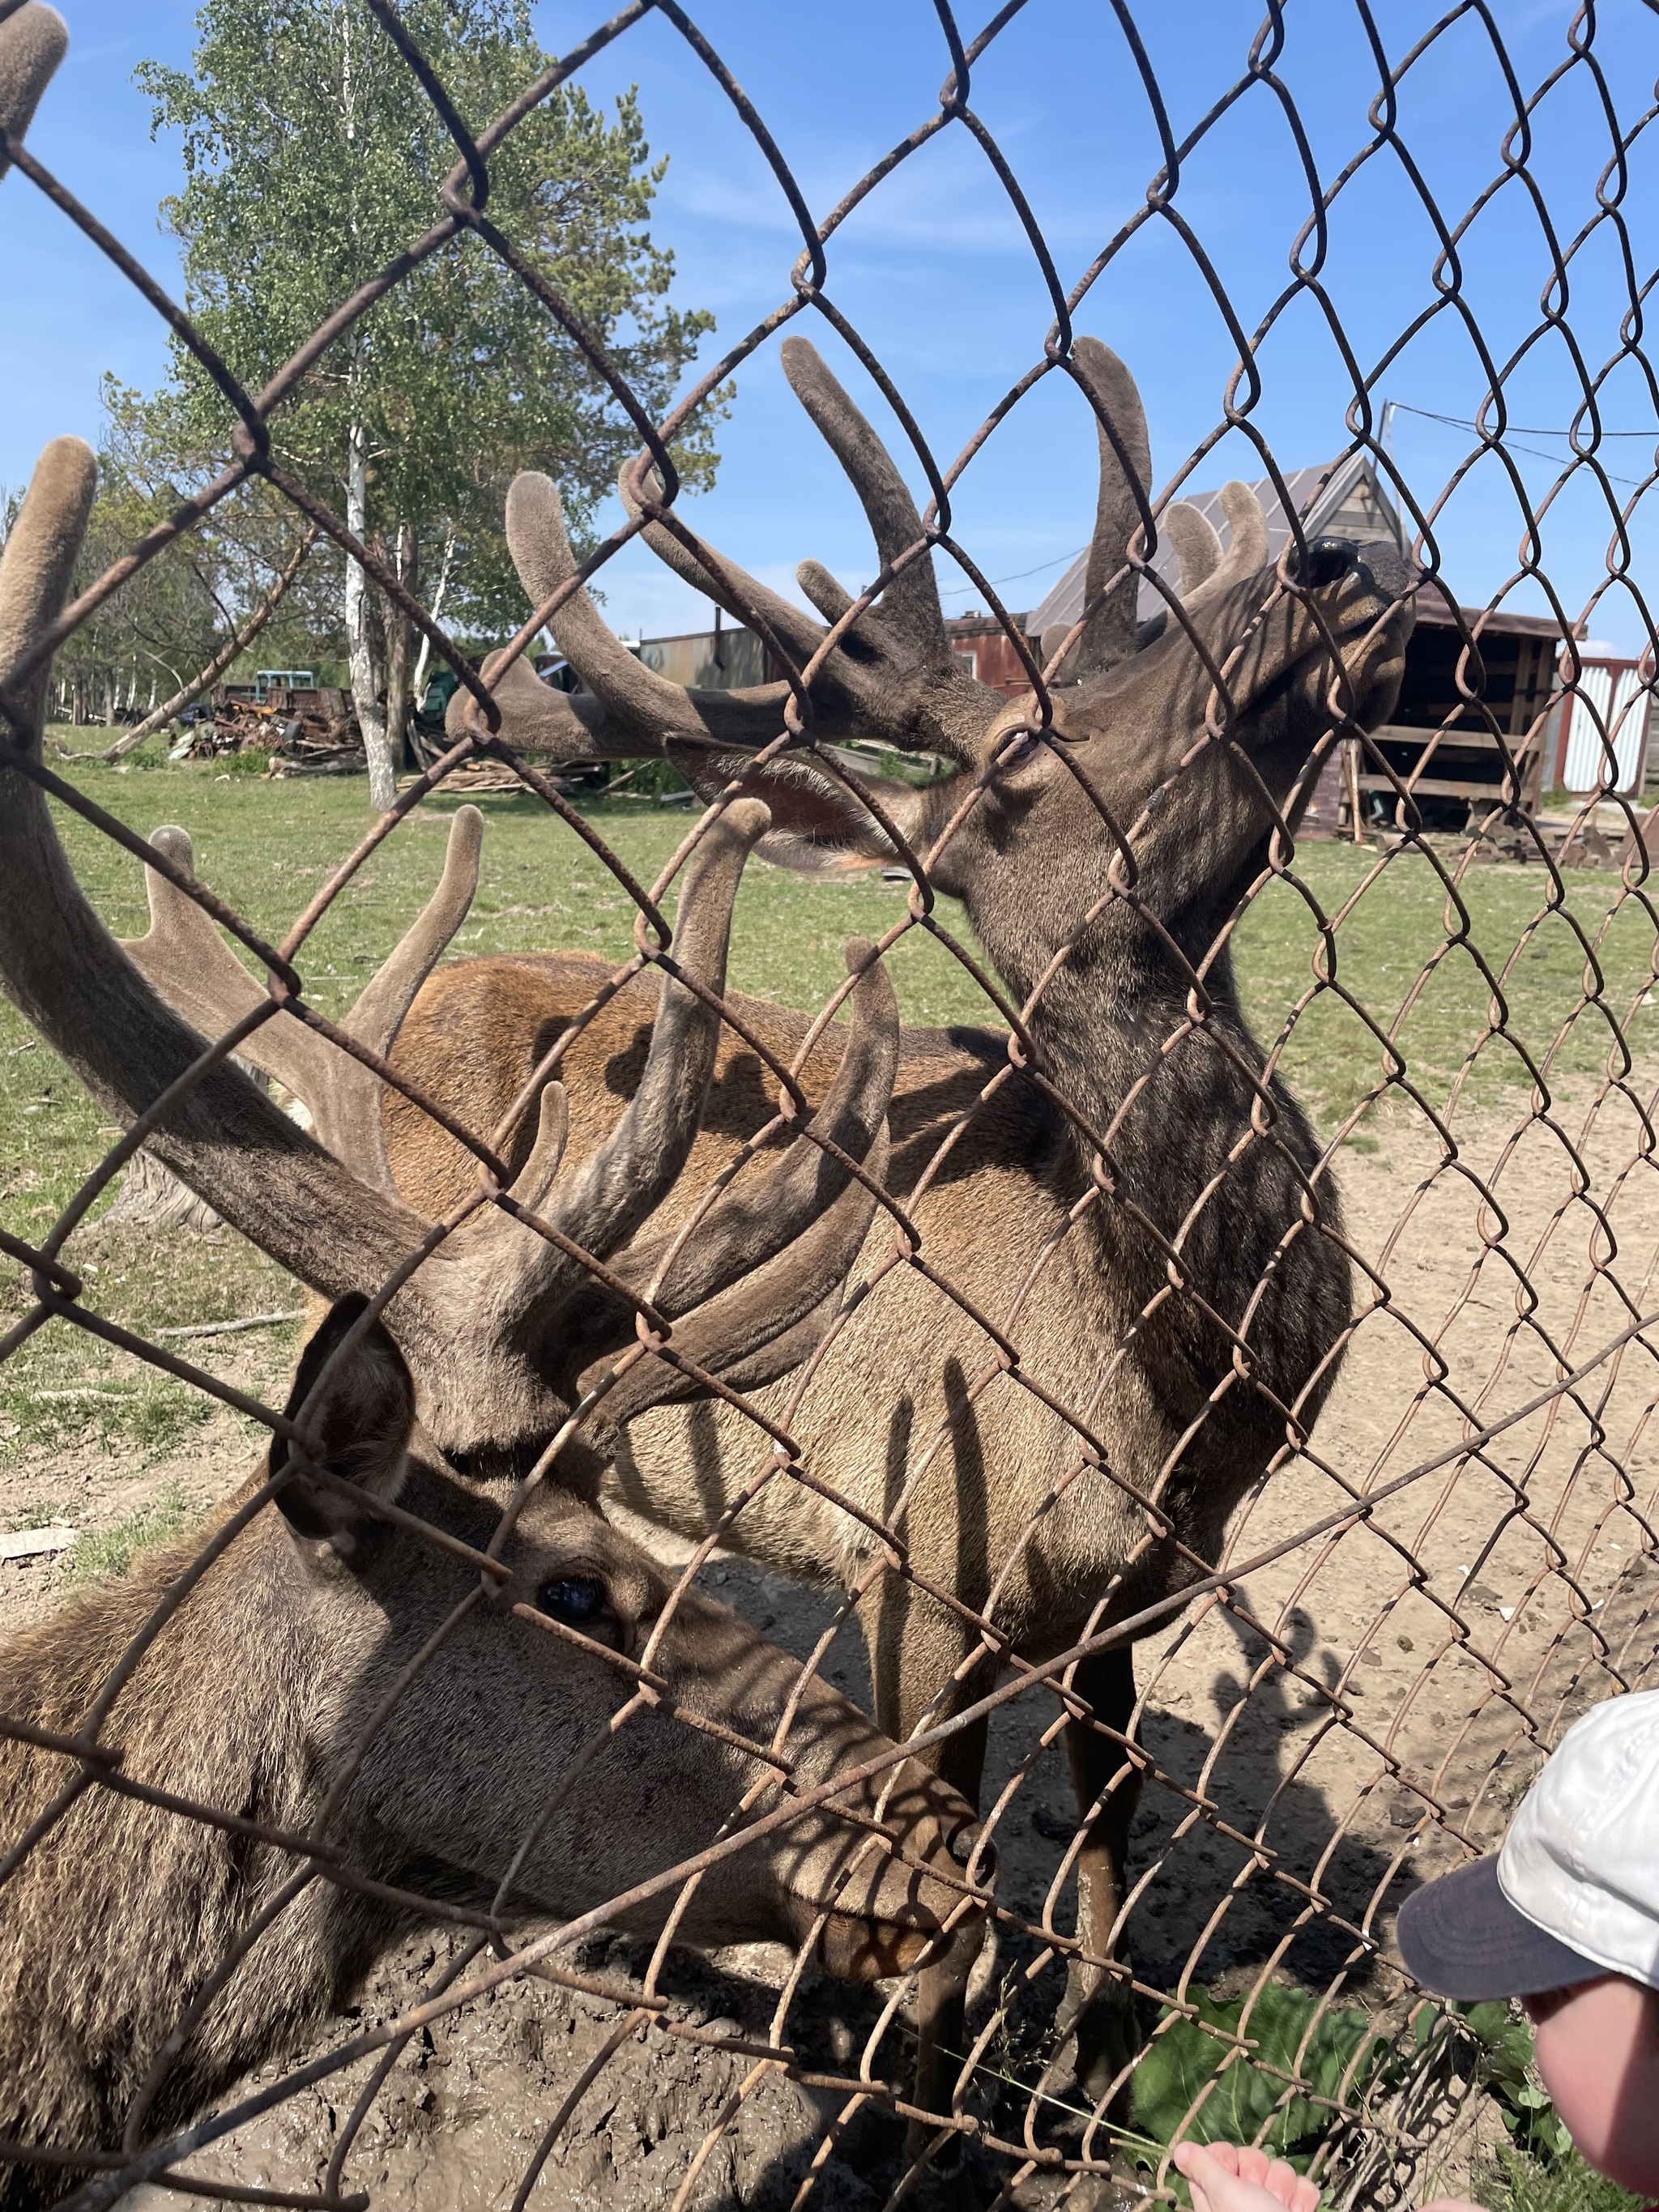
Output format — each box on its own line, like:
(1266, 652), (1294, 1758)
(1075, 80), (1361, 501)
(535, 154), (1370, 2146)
(869, 1584), (991, 2146)
(1057, 1644), (1143, 2111)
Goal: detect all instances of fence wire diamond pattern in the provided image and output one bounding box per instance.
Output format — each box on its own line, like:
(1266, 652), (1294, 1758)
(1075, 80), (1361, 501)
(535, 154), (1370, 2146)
(1, 2), (1658, 2207)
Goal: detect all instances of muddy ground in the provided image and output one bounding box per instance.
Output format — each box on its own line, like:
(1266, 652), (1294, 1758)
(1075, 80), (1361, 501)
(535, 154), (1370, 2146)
(5, 1080), (1657, 2209)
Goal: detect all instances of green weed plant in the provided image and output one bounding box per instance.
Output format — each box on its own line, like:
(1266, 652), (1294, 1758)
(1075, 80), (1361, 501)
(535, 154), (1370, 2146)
(1131, 1982), (1390, 2173)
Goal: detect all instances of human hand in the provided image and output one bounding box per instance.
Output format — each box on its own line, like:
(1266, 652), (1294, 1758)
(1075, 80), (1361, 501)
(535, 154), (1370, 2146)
(1171, 2140), (1320, 2212)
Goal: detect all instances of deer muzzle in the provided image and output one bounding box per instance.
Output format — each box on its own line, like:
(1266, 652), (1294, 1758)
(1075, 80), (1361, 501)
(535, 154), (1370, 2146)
(775, 1754), (989, 1984)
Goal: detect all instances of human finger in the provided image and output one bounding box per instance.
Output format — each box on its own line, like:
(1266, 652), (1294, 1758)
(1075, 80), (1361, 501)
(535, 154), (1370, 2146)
(1263, 2155), (1317, 2211)
(1172, 2141), (1294, 2212)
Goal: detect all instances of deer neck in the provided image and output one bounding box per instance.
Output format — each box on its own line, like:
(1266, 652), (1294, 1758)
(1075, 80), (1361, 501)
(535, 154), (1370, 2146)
(0, 1519), (393, 2160)
(975, 888), (1262, 1184)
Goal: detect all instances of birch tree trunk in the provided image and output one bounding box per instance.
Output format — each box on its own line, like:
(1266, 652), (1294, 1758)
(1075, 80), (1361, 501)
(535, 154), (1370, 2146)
(409, 526), (454, 703)
(382, 520), (416, 774)
(344, 411), (395, 810)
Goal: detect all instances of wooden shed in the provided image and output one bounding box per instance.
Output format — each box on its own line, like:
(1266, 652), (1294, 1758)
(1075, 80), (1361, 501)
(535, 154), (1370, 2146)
(1354, 599), (1566, 819)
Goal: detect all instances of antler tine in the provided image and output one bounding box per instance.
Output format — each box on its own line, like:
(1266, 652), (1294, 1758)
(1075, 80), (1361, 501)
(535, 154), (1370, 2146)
(616, 457), (829, 665)
(1180, 480), (1272, 610)
(578, 1127), (891, 1437)
(1067, 338), (1154, 680)
(346, 804), (483, 1061)
(505, 472), (679, 744)
(0, 437), (90, 714)
(0, 3), (67, 181)
(124, 808), (487, 1197)
(498, 474), (795, 756)
(123, 827), (338, 1110)
(297, 803), (488, 1191)
(1166, 501), (1223, 596)
(778, 338), (947, 658)
(522, 797), (772, 1269)
(452, 642), (608, 759)
(614, 938), (898, 1320)
(0, 441), (431, 1318)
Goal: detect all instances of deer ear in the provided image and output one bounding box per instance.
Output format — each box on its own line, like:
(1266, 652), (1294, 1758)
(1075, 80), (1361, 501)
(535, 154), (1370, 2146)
(271, 1294), (416, 1561)
(666, 746), (949, 877)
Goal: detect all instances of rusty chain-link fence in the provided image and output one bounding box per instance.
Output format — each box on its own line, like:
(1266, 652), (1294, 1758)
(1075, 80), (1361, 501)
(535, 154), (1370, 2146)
(2, 1), (1659, 2206)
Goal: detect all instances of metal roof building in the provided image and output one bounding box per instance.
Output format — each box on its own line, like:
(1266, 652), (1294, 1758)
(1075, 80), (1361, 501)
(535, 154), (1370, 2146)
(1026, 451), (1405, 637)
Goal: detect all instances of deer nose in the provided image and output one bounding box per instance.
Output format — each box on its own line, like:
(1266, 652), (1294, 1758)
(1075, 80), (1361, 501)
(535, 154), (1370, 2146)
(1294, 535), (1359, 588)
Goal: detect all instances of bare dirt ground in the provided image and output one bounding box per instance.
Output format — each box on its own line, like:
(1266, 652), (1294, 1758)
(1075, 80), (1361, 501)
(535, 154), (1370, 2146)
(7, 1080), (1657, 2209)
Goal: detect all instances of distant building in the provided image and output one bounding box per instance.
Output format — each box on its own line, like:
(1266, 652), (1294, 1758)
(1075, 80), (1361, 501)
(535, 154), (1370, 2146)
(1026, 451), (1405, 638)
(635, 614), (770, 691)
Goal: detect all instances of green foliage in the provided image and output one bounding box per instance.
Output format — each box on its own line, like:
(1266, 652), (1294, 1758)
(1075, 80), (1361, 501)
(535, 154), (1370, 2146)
(12, 389), (335, 728)
(610, 757), (691, 800)
(1459, 2001), (1567, 2164)
(1456, 2002), (1643, 2210)
(1131, 1982), (1391, 2170)
(134, 0), (723, 638)
(216, 744), (279, 776)
(1473, 2143), (1645, 2212)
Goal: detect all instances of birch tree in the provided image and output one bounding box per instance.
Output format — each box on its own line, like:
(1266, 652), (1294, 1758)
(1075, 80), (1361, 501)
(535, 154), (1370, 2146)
(138, 0), (719, 810)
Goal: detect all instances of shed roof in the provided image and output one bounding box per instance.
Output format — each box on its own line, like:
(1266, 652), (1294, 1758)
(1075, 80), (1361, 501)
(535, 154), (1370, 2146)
(1026, 450), (1403, 637)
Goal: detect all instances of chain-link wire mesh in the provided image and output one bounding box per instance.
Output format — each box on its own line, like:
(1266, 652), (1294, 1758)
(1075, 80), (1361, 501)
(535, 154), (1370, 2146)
(2, 2), (1659, 2206)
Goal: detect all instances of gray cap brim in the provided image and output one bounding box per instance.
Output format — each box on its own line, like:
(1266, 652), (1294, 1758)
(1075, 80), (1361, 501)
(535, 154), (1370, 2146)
(1397, 1856), (1602, 2001)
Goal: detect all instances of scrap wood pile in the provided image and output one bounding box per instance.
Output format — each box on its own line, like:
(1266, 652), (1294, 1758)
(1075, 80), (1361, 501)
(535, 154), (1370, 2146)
(179, 684), (365, 775)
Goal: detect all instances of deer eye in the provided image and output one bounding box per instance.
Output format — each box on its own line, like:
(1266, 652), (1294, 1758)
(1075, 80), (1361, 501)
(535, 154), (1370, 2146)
(536, 1576), (608, 1627)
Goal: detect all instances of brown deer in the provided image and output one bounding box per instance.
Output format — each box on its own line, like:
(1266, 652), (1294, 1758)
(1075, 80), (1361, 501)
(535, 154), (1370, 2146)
(0, 1298), (986, 2210)
(117, 339), (1415, 2119)
(0, 435), (989, 2205)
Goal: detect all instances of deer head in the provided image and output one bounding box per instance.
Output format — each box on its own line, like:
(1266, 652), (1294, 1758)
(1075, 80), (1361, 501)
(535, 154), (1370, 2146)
(471, 337), (1414, 1033)
(232, 1297), (984, 1984)
(0, 436), (896, 1473)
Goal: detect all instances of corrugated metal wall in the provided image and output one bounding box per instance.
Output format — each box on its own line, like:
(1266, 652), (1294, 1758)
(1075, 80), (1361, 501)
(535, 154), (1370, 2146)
(637, 628), (770, 690)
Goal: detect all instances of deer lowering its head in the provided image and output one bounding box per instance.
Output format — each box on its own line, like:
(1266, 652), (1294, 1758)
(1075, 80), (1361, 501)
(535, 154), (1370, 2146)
(0, 428), (988, 2201)
(0, 1298), (985, 2210)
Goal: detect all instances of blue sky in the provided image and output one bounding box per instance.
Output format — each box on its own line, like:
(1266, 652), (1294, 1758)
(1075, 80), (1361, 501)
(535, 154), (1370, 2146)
(6, 1), (1659, 650)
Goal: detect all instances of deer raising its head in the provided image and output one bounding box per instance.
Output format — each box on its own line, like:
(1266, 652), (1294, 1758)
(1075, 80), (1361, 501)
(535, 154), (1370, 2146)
(468, 333), (1413, 1047)
(422, 337), (1413, 2118)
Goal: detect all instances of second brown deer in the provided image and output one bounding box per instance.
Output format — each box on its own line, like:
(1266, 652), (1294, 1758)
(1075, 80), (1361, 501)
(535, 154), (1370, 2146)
(0, 1298), (983, 2210)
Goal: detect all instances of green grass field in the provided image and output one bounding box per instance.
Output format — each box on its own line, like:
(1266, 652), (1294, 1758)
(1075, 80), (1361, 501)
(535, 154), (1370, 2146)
(10, 741), (1659, 1229)
(2, 737), (1657, 1511)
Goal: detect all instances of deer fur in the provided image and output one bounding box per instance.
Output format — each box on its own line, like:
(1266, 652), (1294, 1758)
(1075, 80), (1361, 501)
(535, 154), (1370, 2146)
(0, 1301), (982, 2208)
